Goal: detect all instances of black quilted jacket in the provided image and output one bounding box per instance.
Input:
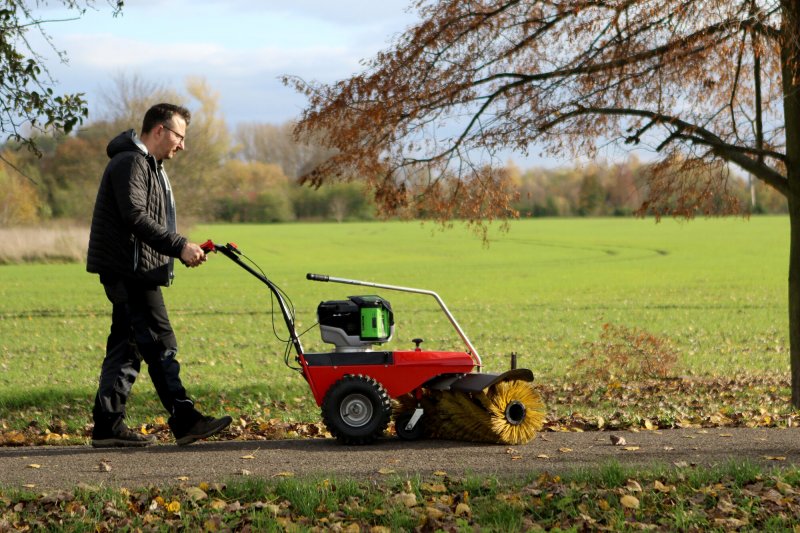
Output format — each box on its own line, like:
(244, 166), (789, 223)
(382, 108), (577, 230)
(86, 130), (186, 286)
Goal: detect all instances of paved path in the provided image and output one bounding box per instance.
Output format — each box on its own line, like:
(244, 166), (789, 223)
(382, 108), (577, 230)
(2, 427), (799, 490)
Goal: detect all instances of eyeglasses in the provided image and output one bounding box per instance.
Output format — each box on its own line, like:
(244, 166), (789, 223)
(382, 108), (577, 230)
(161, 124), (185, 144)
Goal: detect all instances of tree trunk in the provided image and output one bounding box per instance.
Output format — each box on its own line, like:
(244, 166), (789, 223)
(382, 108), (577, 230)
(789, 200), (800, 407)
(782, 1), (800, 407)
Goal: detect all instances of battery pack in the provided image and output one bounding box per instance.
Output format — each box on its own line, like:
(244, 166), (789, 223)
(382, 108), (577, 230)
(317, 295), (394, 350)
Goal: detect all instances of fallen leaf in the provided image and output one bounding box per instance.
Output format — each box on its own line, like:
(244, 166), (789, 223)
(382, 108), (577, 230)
(241, 454), (256, 460)
(263, 503), (281, 515)
(764, 456), (787, 461)
(425, 506), (445, 520)
(240, 469), (252, 476)
(653, 480), (674, 493)
(175, 476), (189, 481)
(761, 489), (783, 505)
(26, 464), (41, 469)
(620, 495), (640, 509)
(455, 503), (471, 516)
(626, 480), (642, 492)
(392, 492), (417, 508)
(623, 446), (640, 451)
(209, 499), (227, 511)
(421, 482), (447, 493)
(3, 431), (26, 445)
(433, 470), (447, 477)
(98, 461), (112, 473)
(184, 487), (207, 502)
(537, 454), (550, 459)
(610, 435), (627, 446)
(273, 471), (294, 477)
(559, 447), (573, 453)
(714, 518), (749, 528)
(378, 468), (396, 475)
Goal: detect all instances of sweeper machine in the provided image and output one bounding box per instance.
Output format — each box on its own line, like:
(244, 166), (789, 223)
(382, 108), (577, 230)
(201, 241), (545, 445)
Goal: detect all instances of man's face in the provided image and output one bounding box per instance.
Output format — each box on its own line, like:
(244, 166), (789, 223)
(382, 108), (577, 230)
(154, 116), (186, 160)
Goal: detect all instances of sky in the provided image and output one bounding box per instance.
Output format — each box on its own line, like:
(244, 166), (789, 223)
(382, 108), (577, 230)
(31, 0), (421, 127)
(26, 0), (598, 168)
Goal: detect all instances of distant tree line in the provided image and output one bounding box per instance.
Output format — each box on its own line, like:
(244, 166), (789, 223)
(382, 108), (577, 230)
(0, 76), (788, 227)
(507, 159), (787, 219)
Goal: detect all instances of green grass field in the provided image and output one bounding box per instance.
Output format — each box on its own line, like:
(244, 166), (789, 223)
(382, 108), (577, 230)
(0, 217), (791, 432)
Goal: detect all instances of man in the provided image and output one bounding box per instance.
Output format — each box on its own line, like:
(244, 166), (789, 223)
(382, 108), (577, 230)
(86, 103), (232, 447)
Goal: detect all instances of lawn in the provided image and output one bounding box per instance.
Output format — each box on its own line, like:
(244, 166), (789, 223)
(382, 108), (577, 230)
(0, 216), (792, 437)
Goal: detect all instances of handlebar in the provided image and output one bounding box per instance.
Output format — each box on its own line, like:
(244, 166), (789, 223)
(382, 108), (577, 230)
(306, 273), (329, 282)
(200, 240), (240, 256)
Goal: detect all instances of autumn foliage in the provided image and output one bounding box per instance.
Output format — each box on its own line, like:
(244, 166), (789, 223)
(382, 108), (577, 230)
(288, 1), (792, 222)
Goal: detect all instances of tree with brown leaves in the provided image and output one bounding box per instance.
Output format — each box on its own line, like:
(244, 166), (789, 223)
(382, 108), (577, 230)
(286, 1), (800, 406)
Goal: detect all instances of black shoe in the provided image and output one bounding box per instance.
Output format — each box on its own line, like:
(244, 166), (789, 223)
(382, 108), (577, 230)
(173, 415), (232, 446)
(92, 427), (157, 448)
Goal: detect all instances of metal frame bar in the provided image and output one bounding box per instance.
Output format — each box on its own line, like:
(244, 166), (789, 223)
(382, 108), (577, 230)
(307, 274), (482, 369)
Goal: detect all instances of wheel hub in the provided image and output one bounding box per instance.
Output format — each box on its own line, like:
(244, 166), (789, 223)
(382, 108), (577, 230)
(340, 393), (373, 427)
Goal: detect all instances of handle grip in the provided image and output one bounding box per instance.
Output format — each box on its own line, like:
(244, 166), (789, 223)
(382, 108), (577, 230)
(200, 240), (241, 255)
(306, 273), (329, 282)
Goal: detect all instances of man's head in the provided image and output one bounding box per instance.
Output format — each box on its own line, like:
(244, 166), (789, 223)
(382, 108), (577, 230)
(140, 103), (191, 161)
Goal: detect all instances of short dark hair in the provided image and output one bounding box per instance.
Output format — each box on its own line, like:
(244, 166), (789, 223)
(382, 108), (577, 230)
(141, 103), (191, 134)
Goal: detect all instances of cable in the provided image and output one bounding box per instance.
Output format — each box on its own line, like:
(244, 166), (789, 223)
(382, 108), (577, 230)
(235, 248), (309, 372)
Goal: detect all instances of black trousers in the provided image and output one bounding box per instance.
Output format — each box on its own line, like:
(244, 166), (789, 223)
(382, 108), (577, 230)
(92, 275), (200, 435)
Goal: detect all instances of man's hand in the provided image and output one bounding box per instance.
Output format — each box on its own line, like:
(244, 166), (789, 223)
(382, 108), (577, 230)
(180, 242), (207, 268)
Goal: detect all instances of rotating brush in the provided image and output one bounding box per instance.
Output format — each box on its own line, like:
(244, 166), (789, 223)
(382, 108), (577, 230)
(395, 380), (545, 445)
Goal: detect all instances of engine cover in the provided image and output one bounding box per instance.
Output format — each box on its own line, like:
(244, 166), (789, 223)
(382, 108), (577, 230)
(317, 295), (394, 351)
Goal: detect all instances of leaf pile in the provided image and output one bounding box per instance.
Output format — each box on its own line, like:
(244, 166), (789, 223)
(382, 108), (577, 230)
(3, 464), (800, 531)
(540, 372), (795, 432)
(574, 322), (679, 380)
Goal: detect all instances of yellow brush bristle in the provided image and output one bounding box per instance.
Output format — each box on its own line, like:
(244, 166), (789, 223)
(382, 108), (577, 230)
(484, 380), (546, 445)
(393, 381), (546, 444)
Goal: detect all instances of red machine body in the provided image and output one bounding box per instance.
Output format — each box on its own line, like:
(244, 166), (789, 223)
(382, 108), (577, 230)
(298, 350), (475, 406)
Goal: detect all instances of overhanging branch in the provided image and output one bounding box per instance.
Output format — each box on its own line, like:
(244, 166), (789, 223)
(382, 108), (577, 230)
(542, 105), (790, 196)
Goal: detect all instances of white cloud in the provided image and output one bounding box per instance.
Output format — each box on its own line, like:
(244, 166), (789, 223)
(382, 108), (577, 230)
(23, 1), (421, 126)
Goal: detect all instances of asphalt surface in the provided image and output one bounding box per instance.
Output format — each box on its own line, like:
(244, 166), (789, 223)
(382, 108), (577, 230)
(2, 427), (799, 490)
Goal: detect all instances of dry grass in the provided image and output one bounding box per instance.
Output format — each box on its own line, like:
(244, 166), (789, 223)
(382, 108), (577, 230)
(0, 225), (89, 264)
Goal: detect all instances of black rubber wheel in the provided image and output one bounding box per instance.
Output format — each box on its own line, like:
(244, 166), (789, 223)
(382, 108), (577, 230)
(395, 410), (426, 441)
(321, 374), (391, 444)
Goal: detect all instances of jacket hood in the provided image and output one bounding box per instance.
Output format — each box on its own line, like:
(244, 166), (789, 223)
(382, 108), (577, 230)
(106, 129), (149, 159)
